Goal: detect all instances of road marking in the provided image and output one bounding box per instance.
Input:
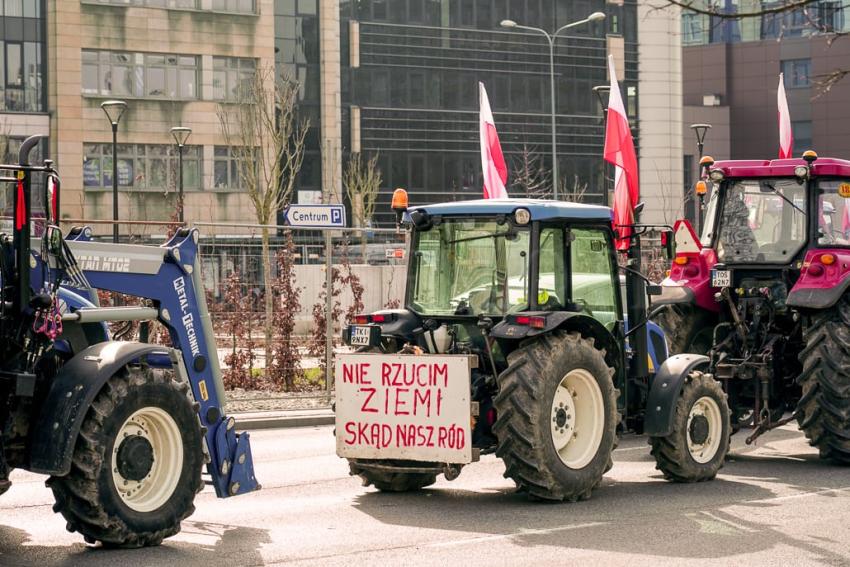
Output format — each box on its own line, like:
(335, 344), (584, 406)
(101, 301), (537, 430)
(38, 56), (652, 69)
(429, 521), (607, 548)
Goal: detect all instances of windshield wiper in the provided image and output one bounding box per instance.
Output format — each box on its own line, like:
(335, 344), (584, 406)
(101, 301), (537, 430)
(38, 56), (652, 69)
(447, 231), (516, 245)
(762, 182), (805, 215)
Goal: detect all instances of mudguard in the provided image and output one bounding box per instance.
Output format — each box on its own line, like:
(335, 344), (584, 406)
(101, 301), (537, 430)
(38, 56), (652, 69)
(29, 341), (175, 476)
(643, 353), (709, 437)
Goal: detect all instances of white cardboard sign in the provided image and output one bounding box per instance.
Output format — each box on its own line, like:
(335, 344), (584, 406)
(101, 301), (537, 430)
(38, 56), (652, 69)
(335, 354), (474, 464)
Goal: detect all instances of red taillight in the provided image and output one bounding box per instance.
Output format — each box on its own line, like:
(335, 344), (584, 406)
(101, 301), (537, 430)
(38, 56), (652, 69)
(529, 316), (546, 329)
(515, 316), (530, 325)
(684, 265), (699, 278)
(354, 315), (369, 325)
(372, 314), (386, 323)
(808, 264), (824, 277)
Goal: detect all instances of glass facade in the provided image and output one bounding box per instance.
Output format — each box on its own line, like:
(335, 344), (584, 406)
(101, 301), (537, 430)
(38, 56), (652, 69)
(82, 0), (257, 12)
(276, 0), (635, 226)
(0, 0), (44, 112)
(681, 0), (849, 46)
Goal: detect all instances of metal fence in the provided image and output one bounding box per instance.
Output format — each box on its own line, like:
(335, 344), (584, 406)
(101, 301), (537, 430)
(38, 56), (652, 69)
(55, 218), (409, 411)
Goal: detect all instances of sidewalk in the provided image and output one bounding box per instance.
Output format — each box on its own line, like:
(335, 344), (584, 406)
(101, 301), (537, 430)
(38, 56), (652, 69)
(233, 407), (335, 430)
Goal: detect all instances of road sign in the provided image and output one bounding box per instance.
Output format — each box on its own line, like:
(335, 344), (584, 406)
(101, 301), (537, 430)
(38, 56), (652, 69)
(283, 204), (347, 228)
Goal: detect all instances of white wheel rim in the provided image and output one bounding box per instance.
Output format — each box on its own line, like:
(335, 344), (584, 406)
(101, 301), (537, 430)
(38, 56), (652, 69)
(550, 369), (605, 469)
(111, 407), (183, 513)
(687, 396), (722, 464)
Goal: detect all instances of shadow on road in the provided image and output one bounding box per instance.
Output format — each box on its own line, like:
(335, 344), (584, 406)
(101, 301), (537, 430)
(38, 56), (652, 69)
(351, 443), (849, 563)
(0, 521), (270, 567)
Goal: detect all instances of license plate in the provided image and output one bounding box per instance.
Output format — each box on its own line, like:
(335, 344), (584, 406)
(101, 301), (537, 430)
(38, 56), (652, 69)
(349, 326), (372, 346)
(711, 269), (731, 288)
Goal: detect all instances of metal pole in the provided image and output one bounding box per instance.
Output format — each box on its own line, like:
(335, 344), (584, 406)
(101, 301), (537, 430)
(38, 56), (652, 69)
(178, 143), (184, 223)
(548, 36), (559, 200)
(696, 140), (704, 234)
(111, 122), (119, 243)
(325, 231), (334, 395)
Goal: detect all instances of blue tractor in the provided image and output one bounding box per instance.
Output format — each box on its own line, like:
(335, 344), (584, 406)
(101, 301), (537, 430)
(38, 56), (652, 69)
(0, 136), (258, 547)
(336, 195), (690, 501)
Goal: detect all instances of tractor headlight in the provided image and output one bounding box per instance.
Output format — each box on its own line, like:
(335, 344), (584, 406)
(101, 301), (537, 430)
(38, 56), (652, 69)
(514, 208), (531, 225)
(794, 165), (809, 179)
(709, 169), (725, 182)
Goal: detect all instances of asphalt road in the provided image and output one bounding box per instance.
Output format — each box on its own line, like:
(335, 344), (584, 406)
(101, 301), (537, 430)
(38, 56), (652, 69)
(0, 424), (849, 566)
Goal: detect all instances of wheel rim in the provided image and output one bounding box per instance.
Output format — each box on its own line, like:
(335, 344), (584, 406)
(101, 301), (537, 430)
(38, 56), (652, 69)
(112, 407), (183, 513)
(687, 396), (722, 464)
(550, 368), (605, 469)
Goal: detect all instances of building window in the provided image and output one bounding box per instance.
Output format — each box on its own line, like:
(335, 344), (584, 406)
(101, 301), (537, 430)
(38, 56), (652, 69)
(793, 120), (813, 152)
(213, 146), (255, 190)
(781, 59), (811, 88)
(682, 13), (705, 45)
(83, 0), (200, 7)
(211, 0), (255, 13)
(212, 57), (257, 101)
(818, 1), (843, 32)
(0, 40), (42, 112)
(81, 50), (199, 99)
(83, 143), (202, 191)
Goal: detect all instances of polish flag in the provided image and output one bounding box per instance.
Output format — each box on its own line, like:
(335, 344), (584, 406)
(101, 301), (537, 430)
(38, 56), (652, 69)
(778, 73), (794, 159)
(603, 56), (639, 250)
(480, 82), (508, 199)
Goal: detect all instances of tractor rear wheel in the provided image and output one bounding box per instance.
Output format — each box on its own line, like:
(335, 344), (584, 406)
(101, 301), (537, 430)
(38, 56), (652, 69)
(493, 331), (618, 501)
(653, 304), (715, 356)
(48, 366), (203, 547)
(797, 296), (850, 464)
(649, 371), (730, 482)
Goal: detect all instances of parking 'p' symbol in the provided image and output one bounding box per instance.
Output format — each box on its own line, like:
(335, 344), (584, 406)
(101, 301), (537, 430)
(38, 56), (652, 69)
(331, 209), (342, 224)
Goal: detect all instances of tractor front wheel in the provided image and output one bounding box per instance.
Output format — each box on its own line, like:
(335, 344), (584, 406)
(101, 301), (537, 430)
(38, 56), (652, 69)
(649, 371), (730, 482)
(48, 366), (204, 547)
(493, 331), (618, 501)
(797, 295), (850, 464)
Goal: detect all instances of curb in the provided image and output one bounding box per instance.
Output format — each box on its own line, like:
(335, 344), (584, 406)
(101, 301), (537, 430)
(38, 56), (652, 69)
(234, 409), (335, 430)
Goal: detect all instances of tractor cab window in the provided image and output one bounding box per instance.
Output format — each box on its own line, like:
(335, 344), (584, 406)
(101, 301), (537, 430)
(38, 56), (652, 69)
(570, 228), (618, 326)
(409, 218), (530, 317)
(716, 178), (807, 263)
(701, 187), (720, 246)
(538, 227), (567, 310)
(816, 180), (850, 246)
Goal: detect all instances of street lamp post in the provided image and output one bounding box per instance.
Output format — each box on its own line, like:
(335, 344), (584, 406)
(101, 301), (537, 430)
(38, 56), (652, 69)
(101, 100), (127, 243)
(690, 123), (711, 233)
(170, 126), (192, 224)
(501, 11), (606, 200)
(592, 85), (611, 207)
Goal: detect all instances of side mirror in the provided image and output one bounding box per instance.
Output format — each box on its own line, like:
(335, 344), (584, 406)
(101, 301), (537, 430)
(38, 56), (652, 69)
(661, 229), (675, 259)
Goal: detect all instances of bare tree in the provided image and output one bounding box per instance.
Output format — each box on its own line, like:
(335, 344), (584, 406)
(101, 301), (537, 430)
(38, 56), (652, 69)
(217, 66), (309, 354)
(560, 174), (589, 203)
(660, 0), (848, 91)
(511, 144), (551, 199)
(343, 152), (382, 260)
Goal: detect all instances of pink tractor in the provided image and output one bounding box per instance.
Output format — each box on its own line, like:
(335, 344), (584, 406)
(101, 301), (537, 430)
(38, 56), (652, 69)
(645, 151), (850, 480)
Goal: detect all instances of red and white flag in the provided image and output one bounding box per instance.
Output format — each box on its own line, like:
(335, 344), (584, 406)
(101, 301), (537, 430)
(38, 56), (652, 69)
(479, 82), (508, 199)
(778, 73), (794, 159)
(603, 56), (639, 250)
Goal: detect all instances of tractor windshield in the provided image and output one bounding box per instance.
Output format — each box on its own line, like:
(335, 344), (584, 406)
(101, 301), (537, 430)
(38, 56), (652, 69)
(716, 178), (807, 263)
(408, 218), (530, 317)
(816, 179), (850, 246)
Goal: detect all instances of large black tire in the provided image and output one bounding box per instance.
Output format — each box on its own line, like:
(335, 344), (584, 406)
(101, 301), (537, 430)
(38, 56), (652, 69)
(653, 304), (715, 355)
(493, 331), (618, 502)
(797, 296), (850, 464)
(349, 460), (437, 492)
(649, 371), (730, 482)
(48, 366), (204, 547)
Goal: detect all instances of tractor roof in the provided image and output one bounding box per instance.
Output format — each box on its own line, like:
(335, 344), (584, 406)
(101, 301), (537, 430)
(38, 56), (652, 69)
(712, 157), (850, 178)
(409, 199), (613, 222)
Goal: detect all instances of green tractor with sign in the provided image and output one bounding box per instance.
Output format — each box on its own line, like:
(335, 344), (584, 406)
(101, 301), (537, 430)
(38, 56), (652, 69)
(334, 192), (711, 501)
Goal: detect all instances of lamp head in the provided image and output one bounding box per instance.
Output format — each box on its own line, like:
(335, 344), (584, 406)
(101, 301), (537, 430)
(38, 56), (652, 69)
(500, 19), (517, 28)
(588, 12), (606, 22)
(170, 126), (192, 146)
(101, 100), (128, 125)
